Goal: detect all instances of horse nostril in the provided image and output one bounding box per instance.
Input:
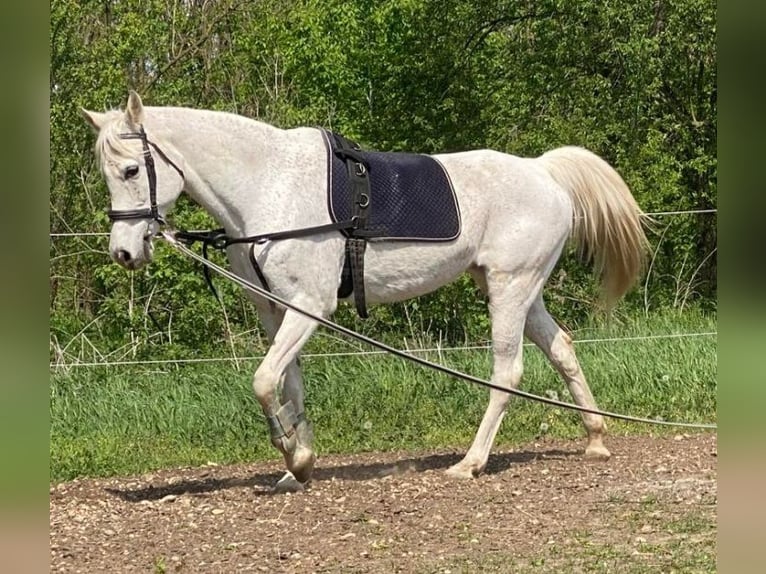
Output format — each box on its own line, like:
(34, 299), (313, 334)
(116, 249), (132, 264)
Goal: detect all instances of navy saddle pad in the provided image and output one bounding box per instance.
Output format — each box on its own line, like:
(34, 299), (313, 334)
(322, 130), (461, 241)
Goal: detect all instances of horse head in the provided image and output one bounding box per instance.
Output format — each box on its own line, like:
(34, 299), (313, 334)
(82, 91), (185, 270)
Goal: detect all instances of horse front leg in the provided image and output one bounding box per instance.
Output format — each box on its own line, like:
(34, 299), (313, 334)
(252, 309), (319, 489)
(279, 358), (316, 480)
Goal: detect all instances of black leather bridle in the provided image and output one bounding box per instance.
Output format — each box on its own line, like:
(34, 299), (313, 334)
(106, 125), (185, 225)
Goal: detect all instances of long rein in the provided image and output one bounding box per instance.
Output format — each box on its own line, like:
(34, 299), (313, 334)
(112, 124), (715, 430)
(161, 230), (716, 431)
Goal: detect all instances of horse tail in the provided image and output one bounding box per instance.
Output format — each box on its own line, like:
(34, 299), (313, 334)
(537, 146), (649, 308)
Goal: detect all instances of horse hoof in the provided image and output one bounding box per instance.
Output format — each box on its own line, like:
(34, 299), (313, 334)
(288, 446), (316, 484)
(584, 444), (611, 461)
(272, 472), (306, 494)
(446, 462), (480, 479)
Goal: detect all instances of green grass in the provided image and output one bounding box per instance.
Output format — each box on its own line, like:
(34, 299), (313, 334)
(50, 309), (716, 482)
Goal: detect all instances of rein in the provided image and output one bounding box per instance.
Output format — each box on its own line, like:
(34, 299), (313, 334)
(175, 134), (375, 315)
(115, 128), (716, 431)
(173, 219), (359, 302)
(107, 124), (358, 301)
(163, 230), (717, 431)
(174, 219), (359, 249)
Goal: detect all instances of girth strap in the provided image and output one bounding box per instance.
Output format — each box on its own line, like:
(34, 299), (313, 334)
(333, 133), (372, 318)
(347, 238), (368, 318)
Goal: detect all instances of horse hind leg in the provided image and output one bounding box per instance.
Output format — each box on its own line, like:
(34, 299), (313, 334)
(524, 297), (611, 461)
(446, 268), (540, 479)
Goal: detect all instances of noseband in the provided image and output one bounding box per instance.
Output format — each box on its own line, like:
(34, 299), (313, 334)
(106, 125), (185, 225)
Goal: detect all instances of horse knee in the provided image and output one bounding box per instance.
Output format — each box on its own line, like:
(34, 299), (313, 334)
(252, 363), (279, 405)
(498, 352), (523, 384)
(490, 355), (523, 409)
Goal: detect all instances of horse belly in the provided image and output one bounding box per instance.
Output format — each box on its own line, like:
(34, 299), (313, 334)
(361, 240), (474, 303)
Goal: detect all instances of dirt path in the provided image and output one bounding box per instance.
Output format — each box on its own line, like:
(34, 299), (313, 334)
(50, 433), (717, 573)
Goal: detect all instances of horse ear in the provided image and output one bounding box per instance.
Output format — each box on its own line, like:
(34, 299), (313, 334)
(125, 90), (145, 126)
(81, 108), (106, 132)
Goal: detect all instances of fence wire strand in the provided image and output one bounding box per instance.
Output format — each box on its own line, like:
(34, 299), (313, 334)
(148, 234), (716, 429)
(48, 208), (717, 238)
(48, 206), (718, 430)
(49, 330), (717, 369)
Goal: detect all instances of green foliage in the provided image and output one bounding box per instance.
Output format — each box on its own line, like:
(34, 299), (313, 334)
(50, 310), (716, 481)
(50, 0), (716, 358)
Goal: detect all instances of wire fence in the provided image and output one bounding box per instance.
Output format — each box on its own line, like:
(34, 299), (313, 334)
(49, 207), (717, 371)
(48, 208), (717, 237)
(50, 331), (717, 370)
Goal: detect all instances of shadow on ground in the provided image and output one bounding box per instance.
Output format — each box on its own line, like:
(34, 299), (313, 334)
(105, 447), (581, 502)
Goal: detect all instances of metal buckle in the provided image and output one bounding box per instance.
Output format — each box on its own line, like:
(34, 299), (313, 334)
(210, 232), (229, 250)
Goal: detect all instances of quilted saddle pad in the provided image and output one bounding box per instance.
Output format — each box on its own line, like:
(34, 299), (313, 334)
(322, 130), (461, 242)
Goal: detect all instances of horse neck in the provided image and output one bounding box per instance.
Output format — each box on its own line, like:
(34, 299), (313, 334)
(146, 107), (287, 234)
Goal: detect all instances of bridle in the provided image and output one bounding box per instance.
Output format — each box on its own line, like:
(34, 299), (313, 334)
(106, 125), (185, 225)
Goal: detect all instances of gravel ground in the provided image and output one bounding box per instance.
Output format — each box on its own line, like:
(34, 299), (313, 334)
(50, 433), (717, 573)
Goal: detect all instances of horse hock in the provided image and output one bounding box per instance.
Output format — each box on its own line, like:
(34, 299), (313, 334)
(266, 400), (316, 483)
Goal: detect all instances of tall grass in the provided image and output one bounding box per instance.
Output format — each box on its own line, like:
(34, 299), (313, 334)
(50, 310), (716, 482)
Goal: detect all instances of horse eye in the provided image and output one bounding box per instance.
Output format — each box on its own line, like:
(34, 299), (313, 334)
(124, 165), (139, 180)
